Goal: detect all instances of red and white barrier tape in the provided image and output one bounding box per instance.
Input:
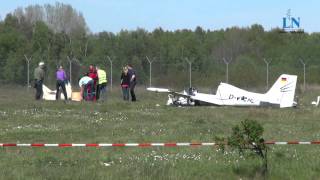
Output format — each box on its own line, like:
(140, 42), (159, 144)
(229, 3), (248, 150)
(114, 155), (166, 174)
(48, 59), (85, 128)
(1, 141), (320, 147)
(264, 141), (320, 145)
(0, 143), (214, 147)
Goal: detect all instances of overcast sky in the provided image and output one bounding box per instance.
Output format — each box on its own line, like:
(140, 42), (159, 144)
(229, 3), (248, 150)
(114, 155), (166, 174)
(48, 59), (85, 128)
(1, 0), (319, 33)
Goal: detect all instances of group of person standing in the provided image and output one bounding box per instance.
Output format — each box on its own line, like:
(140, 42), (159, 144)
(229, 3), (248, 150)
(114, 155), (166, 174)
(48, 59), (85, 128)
(78, 64), (136, 102)
(34, 61), (71, 101)
(78, 65), (107, 101)
(33, 62), (137, 102)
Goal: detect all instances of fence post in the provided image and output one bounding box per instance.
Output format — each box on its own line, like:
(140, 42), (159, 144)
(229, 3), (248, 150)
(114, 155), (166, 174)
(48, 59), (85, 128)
(107, 56), (113, 91)
(67, 56), (72, 86)
(299, 58), (306, 92)
(223, 57), (232, 83)
(185, 58), (192, 88)
(146, 56), (156, 87)
(263, 58), (272, 90)
(24, 55), (32, 90)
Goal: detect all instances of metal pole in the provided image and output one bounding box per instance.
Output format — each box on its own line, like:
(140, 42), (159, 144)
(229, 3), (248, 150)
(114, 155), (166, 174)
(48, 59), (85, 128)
(226, 63), (229, 83)
(111, 61), (112, 91)
(263, 58), (272, 90)
(304, 64), (306, 91)
(24, 55), (31, 89)
(185, 58), (192, 87)
(146, 56), (154, 87)
(189, 62), (191, 87)
(28, 60), (30, 88)
(299, 59), (306, 91)
(107, 56), (113, 91)
(67, 56), (72, 86)
(266, 63), (269, 89)
(223, 57), (232, 83)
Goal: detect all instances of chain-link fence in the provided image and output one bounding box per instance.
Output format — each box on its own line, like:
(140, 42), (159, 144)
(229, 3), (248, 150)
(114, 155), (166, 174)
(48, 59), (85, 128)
(20, 55), (320, 93)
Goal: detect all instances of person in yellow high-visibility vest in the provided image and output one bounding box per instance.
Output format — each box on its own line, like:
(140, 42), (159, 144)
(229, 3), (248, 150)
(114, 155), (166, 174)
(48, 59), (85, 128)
(96, 66), (107, 101)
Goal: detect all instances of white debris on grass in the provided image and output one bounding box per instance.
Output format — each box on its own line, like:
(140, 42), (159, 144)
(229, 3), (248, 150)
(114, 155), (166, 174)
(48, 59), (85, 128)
(0, 111), (8, 116)
(10, 124), (60, 131)
(103, 163), (111, 166)
(101, 161), (114, 167)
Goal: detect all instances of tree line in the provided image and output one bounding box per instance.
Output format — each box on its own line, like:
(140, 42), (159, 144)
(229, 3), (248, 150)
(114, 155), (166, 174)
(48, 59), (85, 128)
(0, 2), (320, 89)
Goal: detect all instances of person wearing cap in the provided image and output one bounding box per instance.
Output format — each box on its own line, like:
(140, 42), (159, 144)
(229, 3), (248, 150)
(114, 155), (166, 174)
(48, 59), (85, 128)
(55, 65), (68, 100)
(79, 75), (94, 101)
(34, 62), (45, 100)
(96, 66), (107, 102)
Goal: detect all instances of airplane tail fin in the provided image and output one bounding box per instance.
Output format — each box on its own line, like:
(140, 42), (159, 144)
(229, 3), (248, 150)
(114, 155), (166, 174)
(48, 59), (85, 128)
(265, 74), (297, 108)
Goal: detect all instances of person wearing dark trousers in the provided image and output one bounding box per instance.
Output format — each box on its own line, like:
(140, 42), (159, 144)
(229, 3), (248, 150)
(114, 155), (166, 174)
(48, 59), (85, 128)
(96, 66), (107, 102)
(127, 64), (136, 101)
(34, 62), (45, 100)
(121, 67), (130, 101)
(88, 65), (98, 101)
(55, 65), (68, 100)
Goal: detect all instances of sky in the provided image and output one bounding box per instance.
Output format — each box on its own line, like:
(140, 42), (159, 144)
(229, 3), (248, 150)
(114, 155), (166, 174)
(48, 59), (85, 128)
(0, 0), (319, 33)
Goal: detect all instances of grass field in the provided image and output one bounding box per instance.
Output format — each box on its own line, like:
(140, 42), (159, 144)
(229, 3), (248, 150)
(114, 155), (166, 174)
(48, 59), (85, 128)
(1, 85), (320, 179)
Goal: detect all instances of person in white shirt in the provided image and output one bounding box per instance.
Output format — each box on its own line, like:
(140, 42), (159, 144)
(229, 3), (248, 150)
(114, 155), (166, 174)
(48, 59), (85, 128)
(79, 76), (94, 101)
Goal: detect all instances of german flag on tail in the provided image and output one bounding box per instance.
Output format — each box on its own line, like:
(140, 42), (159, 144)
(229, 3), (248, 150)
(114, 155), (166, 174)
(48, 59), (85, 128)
(281, 77), (287, 84)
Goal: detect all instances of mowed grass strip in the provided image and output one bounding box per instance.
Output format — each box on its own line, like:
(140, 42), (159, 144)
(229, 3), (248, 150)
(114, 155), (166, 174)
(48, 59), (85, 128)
(0, 85), (320, 179)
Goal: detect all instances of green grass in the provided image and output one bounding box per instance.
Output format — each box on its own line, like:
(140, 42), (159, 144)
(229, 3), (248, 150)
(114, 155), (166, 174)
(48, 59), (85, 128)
(0, 85), (320, 179)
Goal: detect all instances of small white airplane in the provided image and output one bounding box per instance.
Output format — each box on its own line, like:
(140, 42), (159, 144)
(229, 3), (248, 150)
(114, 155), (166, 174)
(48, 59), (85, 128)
(147, 74), (297, 108)
(42, 82), (81, 101)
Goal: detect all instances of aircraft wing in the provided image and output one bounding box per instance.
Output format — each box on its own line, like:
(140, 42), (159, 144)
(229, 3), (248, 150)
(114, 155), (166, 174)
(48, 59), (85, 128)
(147, 87), (191, 97)
(147, 87), (171, 93)
(147, 87), (195, 105)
